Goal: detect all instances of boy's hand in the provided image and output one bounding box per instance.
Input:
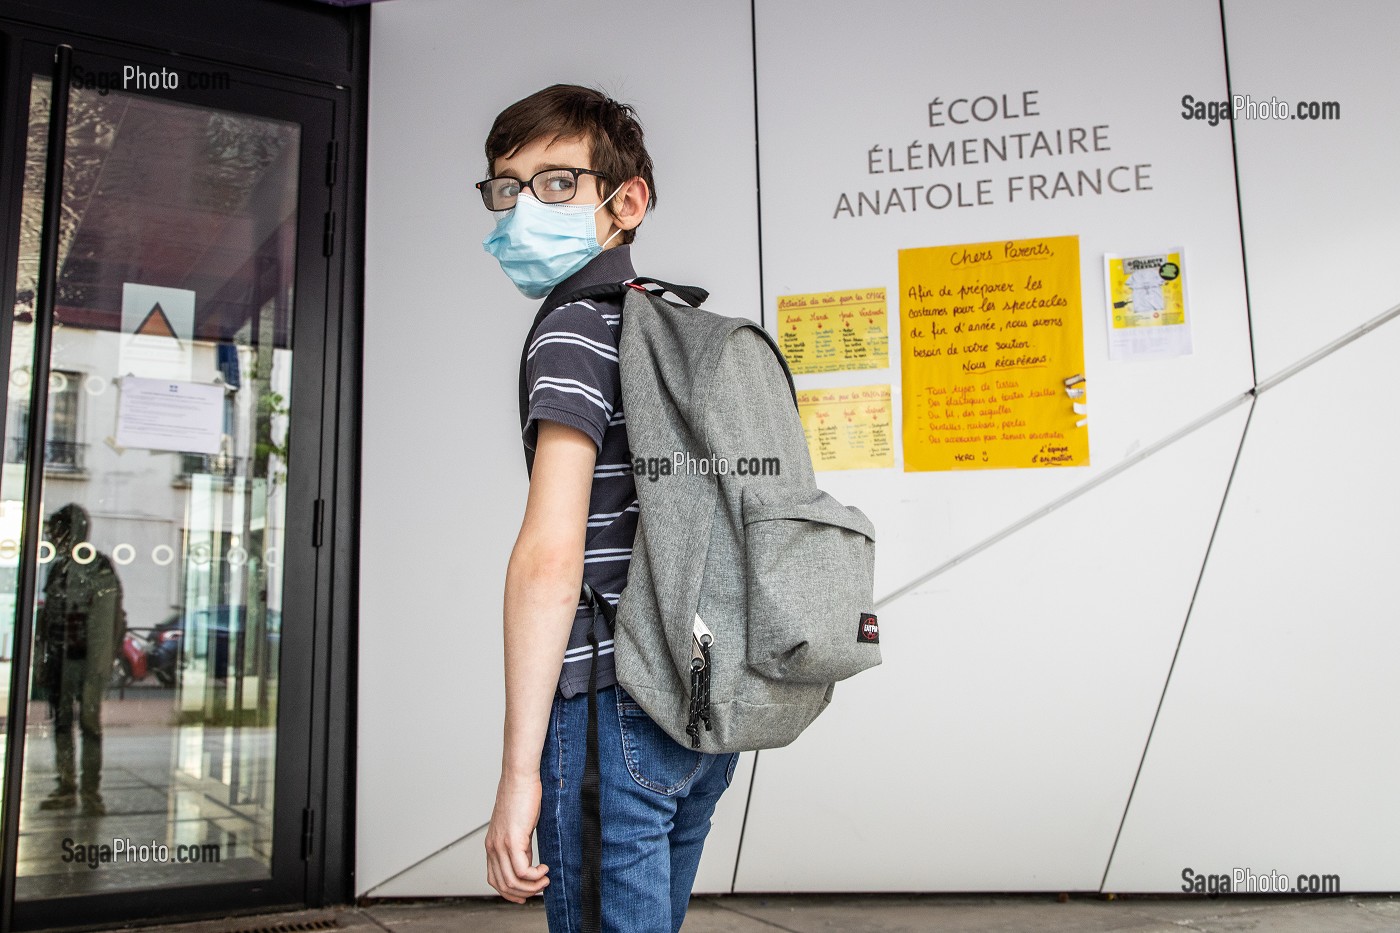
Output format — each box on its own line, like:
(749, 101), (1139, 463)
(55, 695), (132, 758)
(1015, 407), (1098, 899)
(485, 771), (548, 903)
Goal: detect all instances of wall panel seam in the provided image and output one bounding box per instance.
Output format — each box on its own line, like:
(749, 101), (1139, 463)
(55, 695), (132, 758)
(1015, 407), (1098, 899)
(1098, 396), (1256, 891)
(360, 820), (490, 897)
(875, 293), (1400, 614)
(875, 389), (1253, 610)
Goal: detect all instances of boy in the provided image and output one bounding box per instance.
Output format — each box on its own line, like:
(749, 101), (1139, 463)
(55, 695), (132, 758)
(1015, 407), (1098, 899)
(479, 84), (738, 932)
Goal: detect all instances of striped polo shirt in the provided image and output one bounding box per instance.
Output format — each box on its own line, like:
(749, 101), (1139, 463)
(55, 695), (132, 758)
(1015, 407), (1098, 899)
(522, 245), (638, 698)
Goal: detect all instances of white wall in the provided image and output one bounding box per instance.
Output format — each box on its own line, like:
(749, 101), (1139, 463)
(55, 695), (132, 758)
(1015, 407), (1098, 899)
(751, 0), (1251, 612)
(360, 0), (1400, 897)
(739, 0), (1254, 893)
(359, 0), (760, 897)
(1222, 0), (1400, 378)
(1104, 0), (1400, 892)
(737, 402), (1250, 891)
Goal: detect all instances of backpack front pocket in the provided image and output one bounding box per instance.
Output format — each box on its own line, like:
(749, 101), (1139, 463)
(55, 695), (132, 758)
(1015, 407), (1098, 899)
(742, 488), (879, 683)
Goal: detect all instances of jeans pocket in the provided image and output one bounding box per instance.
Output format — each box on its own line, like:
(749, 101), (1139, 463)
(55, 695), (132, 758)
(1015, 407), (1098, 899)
(616, 688), (703, 795)
(724, 752), (739, 787)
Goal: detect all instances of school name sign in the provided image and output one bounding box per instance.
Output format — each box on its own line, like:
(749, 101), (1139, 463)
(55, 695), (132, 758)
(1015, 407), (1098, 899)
(832, 89), (1154, 219)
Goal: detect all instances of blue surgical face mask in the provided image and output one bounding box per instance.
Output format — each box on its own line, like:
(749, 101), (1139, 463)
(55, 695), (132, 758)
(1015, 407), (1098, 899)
(482, 186), (626, 299)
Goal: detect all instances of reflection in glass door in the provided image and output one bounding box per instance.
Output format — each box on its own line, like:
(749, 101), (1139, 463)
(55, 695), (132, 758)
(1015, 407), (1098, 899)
(2, 72), (300, 898)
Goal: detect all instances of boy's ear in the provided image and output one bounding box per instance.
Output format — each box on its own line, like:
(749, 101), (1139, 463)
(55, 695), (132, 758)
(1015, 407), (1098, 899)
(610, 176), (649, 231)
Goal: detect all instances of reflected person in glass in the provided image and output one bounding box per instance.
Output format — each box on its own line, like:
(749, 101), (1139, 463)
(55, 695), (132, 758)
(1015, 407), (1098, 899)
(34, 504), (125, 816)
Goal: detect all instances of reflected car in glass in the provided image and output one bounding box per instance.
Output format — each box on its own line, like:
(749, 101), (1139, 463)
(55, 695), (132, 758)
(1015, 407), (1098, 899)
(151, 605), (282, 682)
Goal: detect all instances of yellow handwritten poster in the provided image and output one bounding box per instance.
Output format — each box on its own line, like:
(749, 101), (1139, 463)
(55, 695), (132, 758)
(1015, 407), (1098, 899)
(797, 384), (894, 471)
(777, 288), (888, 374)
(1104, 249), (1192, 361)
(899, 235), (1088, 471)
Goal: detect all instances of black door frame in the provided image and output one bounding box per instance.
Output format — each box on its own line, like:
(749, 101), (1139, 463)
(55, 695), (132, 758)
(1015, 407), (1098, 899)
(0, 2), (364, 927)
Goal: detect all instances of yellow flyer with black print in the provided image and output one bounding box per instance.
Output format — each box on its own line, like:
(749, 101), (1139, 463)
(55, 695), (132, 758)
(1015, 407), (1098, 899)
(899, 235), (1088, 472)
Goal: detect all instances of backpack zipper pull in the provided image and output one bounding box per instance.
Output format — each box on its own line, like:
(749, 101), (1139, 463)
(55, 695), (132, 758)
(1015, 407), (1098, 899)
(691, 614), (713, 667)
(687, 615), (715, 748)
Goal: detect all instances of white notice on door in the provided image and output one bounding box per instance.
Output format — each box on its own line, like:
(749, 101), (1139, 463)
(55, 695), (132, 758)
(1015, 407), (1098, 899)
(116, 377), (224, 454)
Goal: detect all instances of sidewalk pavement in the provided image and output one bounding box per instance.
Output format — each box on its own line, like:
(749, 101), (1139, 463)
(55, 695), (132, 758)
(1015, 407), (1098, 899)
(72, 892), (1400, 933)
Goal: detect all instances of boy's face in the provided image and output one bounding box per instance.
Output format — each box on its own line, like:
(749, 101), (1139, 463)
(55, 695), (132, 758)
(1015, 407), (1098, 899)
(492, 134), (621, 250)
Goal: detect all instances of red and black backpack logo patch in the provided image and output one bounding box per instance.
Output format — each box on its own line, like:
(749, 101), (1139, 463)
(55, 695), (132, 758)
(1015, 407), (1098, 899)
(857, 612), (879, 644)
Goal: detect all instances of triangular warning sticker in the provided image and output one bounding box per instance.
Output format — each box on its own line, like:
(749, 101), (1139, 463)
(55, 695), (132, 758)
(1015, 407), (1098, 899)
(135, 302), (179, 339)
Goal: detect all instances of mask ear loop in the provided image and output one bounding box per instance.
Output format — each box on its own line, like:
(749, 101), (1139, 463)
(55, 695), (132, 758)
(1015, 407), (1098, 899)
(594, 180), (634, 249)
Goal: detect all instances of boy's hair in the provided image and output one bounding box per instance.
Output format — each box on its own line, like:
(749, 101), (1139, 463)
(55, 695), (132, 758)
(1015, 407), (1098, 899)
(485, 84), (657, 245)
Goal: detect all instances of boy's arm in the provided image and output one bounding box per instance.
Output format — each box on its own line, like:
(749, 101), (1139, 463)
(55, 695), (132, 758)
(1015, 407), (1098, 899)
(485, 419), (597, 903)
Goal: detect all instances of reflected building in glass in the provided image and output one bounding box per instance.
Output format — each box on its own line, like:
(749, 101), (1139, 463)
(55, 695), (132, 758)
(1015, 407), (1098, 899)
(0, 76), (298, 897)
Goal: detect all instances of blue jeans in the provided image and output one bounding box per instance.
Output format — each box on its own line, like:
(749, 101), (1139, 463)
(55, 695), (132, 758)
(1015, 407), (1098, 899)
(538, 684), (738, 933)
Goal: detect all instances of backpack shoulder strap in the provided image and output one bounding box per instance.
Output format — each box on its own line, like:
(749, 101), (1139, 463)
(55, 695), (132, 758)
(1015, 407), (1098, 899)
(518, 278), (709, 473)
(557, 278), (708, 308)
(518, 303), (556, 431)
(629, 278), (708, 307)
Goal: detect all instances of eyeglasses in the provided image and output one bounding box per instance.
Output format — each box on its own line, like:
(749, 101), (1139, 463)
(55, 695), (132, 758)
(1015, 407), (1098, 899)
(475, 167), (608, 211)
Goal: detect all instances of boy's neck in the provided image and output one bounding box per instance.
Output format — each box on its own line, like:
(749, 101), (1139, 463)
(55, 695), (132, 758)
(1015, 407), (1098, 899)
(539, 244), (636, 310)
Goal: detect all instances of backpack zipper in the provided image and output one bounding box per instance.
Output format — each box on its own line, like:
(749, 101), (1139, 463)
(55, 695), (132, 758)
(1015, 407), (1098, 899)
(687, 614), (714, 747)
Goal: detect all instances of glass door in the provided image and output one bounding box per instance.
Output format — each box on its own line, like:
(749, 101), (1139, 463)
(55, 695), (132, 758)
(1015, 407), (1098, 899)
(0, 38), (337, 926)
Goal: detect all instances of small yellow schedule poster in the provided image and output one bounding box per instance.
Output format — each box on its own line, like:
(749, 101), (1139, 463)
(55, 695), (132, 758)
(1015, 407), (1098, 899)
(899, 235), (1088, 471)
(777, 288), (888, 374)
(797, 384), (894, 471)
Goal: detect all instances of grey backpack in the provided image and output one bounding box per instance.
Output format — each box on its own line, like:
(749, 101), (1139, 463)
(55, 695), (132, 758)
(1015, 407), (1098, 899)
(586, 278), (881, 754)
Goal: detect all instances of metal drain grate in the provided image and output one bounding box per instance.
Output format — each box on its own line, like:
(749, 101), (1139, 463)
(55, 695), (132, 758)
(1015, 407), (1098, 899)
(220, 918), (340, 933)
